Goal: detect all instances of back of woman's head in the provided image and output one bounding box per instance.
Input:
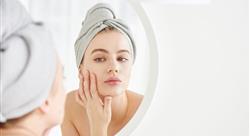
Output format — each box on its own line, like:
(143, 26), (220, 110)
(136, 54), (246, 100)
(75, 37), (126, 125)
(0, 0), (65, 128)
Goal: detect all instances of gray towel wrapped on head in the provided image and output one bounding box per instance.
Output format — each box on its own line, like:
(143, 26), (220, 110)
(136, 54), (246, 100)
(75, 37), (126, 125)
(74, 3), (136, 68)
(0, 0), (56, 123)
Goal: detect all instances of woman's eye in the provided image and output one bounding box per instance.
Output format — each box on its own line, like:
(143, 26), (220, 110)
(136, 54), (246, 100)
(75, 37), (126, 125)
(94, 58), (106, 62)
(117, 57), (128, 62)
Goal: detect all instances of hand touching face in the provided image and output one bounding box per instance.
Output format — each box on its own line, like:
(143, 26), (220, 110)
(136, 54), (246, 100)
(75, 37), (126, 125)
(76, 69), (112, 131)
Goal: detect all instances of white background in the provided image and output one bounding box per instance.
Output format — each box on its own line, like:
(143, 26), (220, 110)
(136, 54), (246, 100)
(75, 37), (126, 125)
(131, 0), (248, 136)
(19, 0), (248, 135)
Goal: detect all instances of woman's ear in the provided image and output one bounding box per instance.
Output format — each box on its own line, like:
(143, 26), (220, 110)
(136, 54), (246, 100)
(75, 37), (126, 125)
(39, 99), (50, 114)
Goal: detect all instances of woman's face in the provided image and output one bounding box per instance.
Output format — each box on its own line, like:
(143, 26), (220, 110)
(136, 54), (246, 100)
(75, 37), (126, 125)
(80, 30), (133, 97)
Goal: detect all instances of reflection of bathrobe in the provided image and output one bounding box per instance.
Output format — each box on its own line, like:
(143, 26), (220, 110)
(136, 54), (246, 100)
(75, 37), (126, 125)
(0, 0), (56, 123)
(74, 3), (137, 68)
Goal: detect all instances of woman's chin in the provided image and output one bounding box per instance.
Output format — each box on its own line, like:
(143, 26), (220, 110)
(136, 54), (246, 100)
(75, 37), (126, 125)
(99, 88), (125, 97)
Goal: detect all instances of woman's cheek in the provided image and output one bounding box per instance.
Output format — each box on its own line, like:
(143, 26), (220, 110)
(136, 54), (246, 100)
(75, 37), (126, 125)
(125, 67), (132, 84)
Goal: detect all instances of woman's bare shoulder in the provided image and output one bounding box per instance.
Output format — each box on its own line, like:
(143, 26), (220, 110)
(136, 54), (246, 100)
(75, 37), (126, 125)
(64, 90), (86, 119)
(65, 90), (78, 108)
(127, 90), (143, 100)
(65, 91), (88, 121)
(126, 90), (144, 109)
(62, 90), (89, 135)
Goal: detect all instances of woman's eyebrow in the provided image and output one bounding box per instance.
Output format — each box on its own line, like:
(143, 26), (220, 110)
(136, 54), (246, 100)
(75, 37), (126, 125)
(117, 49), (130, 54)
(91, 49), (130, 54)
(91, 49), (109, 54)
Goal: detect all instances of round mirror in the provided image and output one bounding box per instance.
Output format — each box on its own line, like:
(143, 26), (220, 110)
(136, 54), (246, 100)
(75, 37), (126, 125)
(19, 0), (158, 135)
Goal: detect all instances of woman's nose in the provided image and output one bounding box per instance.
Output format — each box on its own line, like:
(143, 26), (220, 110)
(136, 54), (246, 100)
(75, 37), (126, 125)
(107, 60), (119, 74)
(107, 68), (119, 73)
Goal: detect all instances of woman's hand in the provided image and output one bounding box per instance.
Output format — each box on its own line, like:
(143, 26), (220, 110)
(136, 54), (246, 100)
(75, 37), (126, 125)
(76, 69), (112, 136)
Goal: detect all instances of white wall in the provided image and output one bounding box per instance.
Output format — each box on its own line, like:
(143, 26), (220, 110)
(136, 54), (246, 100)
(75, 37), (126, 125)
(131, 0), (248, 136)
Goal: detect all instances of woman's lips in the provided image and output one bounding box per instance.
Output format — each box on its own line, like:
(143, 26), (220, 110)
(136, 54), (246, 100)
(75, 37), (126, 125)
(104, 77), (121, 85)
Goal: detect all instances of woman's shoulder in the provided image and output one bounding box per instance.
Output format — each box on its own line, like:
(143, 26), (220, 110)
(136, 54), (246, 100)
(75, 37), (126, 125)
(126, 90), (144, 110)
(62, 90), (89, 135)
(65, 90), (78, 108)
(127, 90), (143, 102)
(64, 90), (86, 118)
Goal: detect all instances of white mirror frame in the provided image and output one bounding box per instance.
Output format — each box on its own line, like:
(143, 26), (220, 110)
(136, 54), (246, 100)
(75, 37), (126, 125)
(117, 0), (159, 135)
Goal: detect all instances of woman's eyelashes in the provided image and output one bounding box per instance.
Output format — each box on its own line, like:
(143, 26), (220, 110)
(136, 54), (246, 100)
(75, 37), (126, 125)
(117, 57), (128, 62)
(94, 57), (106, 62)
(93, 56), (129, 63)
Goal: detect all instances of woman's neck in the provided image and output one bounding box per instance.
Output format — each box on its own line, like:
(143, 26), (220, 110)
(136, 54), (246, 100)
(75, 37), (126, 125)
(110, 91), (128, 126)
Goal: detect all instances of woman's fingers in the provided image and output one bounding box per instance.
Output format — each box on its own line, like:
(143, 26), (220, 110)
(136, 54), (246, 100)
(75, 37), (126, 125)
(104, 97), (112, 115)
(79, 69), (104, 108)
(90, 72), (98, 99)
(90, 72), (105, 106)
(79, 73), (87, 100)
(83, 70), (91, 100)
(75, 91), (84, 106)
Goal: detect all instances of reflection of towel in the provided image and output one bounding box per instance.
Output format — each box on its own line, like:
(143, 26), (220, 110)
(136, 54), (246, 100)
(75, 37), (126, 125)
(0, 0), (56, 123)
(74, 3), (136, 68)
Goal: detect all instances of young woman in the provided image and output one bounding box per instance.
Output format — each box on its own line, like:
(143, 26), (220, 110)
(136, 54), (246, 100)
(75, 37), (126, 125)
(61, 3), (143, 136)
(0, 0), (66, 135)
